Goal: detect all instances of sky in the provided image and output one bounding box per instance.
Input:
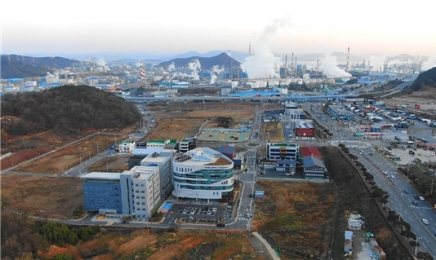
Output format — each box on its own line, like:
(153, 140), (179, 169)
(2, 0), (436, 60)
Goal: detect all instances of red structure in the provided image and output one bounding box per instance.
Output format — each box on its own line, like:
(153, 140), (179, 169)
(295, 127), (315, 137)
(300, 146), (322, 158)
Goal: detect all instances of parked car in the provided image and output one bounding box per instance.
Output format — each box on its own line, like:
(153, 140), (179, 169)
(409, 150), (415, 155)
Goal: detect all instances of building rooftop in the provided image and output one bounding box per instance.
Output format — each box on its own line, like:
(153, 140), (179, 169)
(268, 142), (299, 147)
(80, 172), (121, 180)
(174, 147), (233, 166)
(147, 139), (177, 145)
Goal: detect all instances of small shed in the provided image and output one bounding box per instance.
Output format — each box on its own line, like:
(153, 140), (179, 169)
(254, 190), (265, 198)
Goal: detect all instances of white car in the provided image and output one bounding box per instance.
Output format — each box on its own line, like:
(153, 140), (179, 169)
(419, 196), (425, 201)
(390, 175), (395, 179)
(422, 219), (430, 225)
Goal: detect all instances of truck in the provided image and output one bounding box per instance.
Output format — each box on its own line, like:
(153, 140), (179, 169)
(421, 119), (431, 125)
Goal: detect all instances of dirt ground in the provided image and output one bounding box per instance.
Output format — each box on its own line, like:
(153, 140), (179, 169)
(37, 229), (259, 260)
(1, 174), (83, 219)
(144, 105), (258, 141)
(253, 181), (335, 259)
(262, 122), (284, 142)
(11, 134), (129, 174)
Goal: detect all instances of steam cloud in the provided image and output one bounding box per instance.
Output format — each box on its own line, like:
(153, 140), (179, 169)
(210, 65), (224, 84)
(97, 58), (106, 67)
(367, 55), (386, 72)
(319, 53), (351, 78)
(422, 53), (436, 71)
(188, 59), (201, 80)
(167, 62), (175, 72)
(242, 17), (291, 79)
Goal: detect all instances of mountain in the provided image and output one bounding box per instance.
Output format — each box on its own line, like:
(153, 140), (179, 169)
(405, 67), (436, 94)
(1, 55), (81, 79)
(0, 85), (141, 136)
(157, 53), (241, 70)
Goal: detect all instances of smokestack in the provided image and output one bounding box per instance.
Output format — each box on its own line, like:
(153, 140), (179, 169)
(249, 44), (251, 54)
(284, 55), (287, 78)
(291, 52), (294, 72)
(295, 57), (298, 76)
(346, 47), (350, 72)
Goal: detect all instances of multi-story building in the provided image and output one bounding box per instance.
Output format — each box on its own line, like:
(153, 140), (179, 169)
(140, 150), (175, 200)
(115, 139), (136, 154)
(120, 166), (161, 220)
(266, 142), (299, 161)
(179, 137), (196, 153)
(172, 147), (234, 203)
(81, 172), (122, 215)
(81, 165), (161, 220)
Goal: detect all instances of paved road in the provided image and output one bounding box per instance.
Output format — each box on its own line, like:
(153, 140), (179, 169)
(306, 101), (436, 258)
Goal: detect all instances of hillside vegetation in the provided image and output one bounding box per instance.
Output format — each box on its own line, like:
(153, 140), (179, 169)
(1, 55), (80, 78)
(1, 85), (141, 138)
(406, 67), (436, 94)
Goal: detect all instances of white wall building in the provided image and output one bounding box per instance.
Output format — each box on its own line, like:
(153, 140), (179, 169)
(172, 147), (234, 202)
(116, 140), (136, 154)
(140, 150), (175, 200)
(120, 166), (161, 220)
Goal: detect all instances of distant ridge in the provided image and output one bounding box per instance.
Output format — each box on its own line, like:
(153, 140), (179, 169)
(1, 55), (80, 79)
(157, 53), (240, 70)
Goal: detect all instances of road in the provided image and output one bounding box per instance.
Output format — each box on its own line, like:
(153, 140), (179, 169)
(305, 100), (436, 258)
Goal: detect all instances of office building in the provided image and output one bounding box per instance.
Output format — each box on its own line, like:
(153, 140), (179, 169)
(120, 166), (161, 220)
(81, 165), (161, 220)
(172, 147), (234, 202)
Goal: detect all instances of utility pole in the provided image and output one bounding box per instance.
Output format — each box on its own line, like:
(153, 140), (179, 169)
(431, 179), (434, 195)
(415, 237), (421, 255)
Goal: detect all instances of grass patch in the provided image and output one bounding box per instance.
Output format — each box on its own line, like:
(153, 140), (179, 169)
(264, 213), (303, 230)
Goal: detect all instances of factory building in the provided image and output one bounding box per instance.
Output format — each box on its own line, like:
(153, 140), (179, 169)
(281, 101), (306, 120)
(294, 120), (315, 139)
(172, 147), (234, 202)
(216, 145), (242, 169)
(327, 104), (354, 120)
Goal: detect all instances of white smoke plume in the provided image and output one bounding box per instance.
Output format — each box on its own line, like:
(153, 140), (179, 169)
(319, 53), (351, 78)
(210, 65), (224, 84)
(367, 55), (386, 72)
(188, 59), (201, 80)
(242, 17), (291, 79)
(422, 53), (436, 71)
(210, 74), (218, 85)
(167, 62), (175, 72)
(97, 58), (106, 67)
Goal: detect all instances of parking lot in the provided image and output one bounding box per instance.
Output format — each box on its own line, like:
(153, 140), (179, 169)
(163, 203), (234, 225)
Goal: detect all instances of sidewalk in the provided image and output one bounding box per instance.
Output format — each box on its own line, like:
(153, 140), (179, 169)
(252, 232), (280, 260)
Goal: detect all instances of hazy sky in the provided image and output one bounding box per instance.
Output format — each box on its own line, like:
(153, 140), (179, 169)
(2, 0), (436, 58)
